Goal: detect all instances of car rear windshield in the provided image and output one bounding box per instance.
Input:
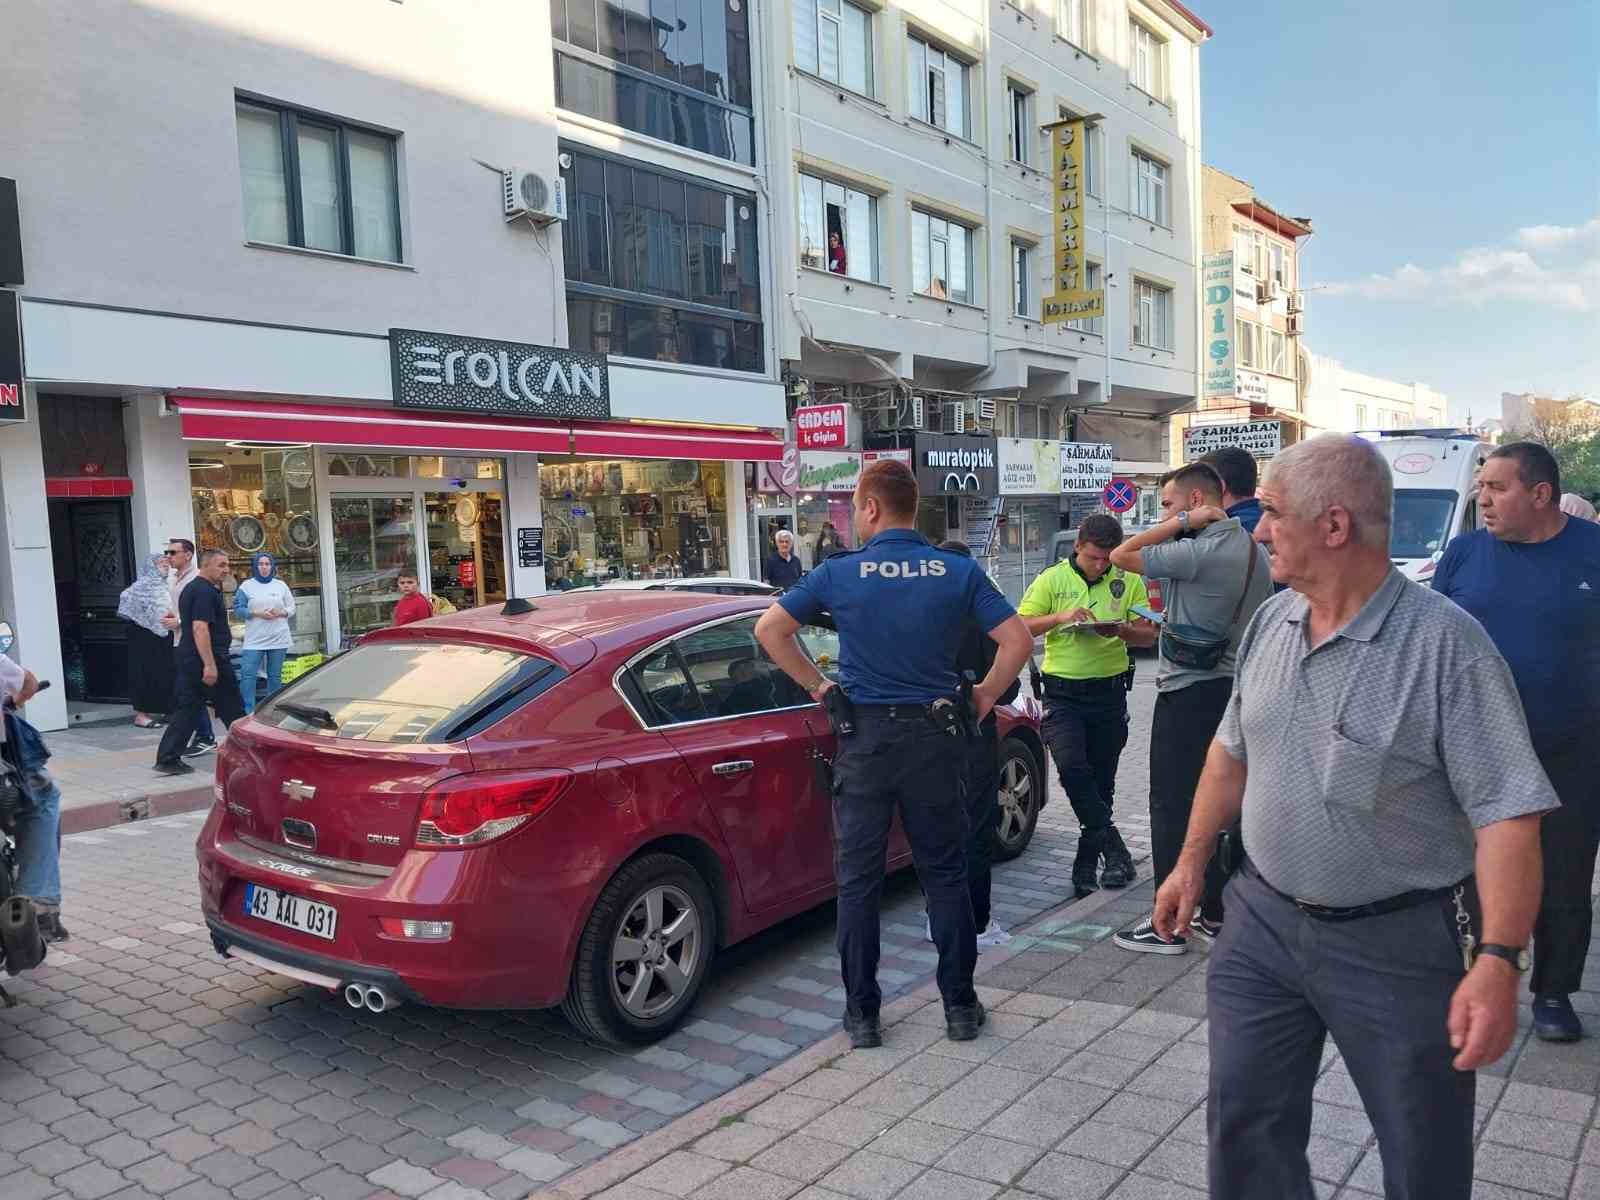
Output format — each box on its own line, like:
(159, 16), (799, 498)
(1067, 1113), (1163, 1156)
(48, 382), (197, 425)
(255, 641), (564, 743)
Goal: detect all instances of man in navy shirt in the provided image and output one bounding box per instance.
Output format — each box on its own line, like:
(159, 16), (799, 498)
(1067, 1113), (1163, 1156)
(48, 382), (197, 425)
(757, 459), (1031, 1048)
(1433, 441), (1600, 1042)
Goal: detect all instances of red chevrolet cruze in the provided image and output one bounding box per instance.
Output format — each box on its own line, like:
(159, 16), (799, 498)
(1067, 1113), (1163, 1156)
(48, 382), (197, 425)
(196, 592), (1045, 1045)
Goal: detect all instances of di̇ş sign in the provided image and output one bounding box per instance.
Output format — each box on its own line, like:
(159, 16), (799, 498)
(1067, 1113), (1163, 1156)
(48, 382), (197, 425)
(1202, 251), (1236, 399)
(390, 328), (610, 420)
(1061, 441), (1114, 493)
(1183, 419), (1283, 461)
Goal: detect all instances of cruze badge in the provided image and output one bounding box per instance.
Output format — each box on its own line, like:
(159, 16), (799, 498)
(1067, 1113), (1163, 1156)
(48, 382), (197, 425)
(281, 779), (316, 803)
(254, 857), (315, 878)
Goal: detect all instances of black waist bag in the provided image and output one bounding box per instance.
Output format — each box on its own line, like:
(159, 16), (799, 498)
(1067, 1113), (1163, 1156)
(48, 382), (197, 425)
(1159, 534), (1259, 672)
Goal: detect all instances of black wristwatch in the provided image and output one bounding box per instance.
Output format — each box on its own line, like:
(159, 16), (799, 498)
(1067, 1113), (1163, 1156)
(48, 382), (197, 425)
(1477, 944), (1530, 972)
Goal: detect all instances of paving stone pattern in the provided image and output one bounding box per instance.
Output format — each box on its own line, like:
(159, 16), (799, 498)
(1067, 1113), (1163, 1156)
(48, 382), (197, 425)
(0, 680), (1160, 1198)
(574, 875), (1600, 1200)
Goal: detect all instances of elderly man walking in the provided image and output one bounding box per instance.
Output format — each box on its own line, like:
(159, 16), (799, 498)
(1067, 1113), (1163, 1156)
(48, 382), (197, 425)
(1432, 442), (1600, 1042)
(1155, 435), (1557, 1200)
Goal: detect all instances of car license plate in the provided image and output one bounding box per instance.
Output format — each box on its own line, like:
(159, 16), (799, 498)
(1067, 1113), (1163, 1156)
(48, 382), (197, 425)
(242, 883), (337, 941)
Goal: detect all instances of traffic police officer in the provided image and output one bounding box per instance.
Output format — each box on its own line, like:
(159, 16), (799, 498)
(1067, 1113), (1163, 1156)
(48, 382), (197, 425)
(757, 460), (1032, 1048)
(1018, 515), (1156, 898)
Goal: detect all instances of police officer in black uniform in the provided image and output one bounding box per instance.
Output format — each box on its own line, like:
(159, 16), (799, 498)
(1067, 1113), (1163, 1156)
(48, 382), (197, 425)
(757, 460), (1032, 1048)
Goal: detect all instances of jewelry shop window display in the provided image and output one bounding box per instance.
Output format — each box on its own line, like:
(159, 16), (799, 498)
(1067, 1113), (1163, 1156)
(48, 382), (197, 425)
(541, 459), (729, 587)
(188, 446), (324, 657)
(325, 454), (507, 644)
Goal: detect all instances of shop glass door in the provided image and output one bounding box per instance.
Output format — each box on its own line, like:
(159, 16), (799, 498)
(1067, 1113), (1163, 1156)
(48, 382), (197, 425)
(425, 493), (506, 612)
(332, 495), (415, 643)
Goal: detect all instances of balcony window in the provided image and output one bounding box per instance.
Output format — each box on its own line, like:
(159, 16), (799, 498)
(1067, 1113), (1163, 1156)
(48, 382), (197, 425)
(1132, 149), (1169, 225)
(794, 0), (872, 95)
(1133, 279), (1172, 351)
(907, 34), (971, 139)
(912, 210), (974, 304)
(1129, 19), (1166, 100)
(799, 173), (877, 282)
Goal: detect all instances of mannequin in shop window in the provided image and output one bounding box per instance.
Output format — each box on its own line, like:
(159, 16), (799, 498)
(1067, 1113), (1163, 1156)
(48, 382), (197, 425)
(828, 231), (848, 276)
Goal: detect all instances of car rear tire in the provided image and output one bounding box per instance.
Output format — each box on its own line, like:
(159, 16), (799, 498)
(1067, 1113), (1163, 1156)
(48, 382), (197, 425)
(562, 853), (717, 1046)
(992, 739), (1042, 863)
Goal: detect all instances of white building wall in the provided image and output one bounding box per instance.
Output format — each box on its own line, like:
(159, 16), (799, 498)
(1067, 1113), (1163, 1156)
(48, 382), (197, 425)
(765, 0), (1205, 417)
(4, 0), (563, 349)
(1303, 353), (1450, 434)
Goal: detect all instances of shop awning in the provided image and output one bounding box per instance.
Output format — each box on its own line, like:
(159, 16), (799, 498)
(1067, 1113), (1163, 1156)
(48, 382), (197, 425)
(169, 396), (783, 461)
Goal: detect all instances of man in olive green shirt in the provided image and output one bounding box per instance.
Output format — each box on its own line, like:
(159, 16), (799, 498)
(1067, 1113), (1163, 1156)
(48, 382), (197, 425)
(1019, 515), (1156, 897)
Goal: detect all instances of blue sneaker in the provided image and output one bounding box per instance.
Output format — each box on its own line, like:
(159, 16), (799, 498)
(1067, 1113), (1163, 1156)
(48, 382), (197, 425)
(1533, 994), (1583, 1042)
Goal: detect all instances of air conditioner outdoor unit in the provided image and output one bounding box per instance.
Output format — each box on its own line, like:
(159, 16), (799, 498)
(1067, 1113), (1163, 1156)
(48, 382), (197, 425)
(909, 395), (925, 429)
(503, 169), (567, 225)
(976, 397), (998, 423)
(1256, 280), (1279, 304)
(942, 401), (966, 434)
(1287, 312), (1305, 336)
(1286, 290), (1304, 314)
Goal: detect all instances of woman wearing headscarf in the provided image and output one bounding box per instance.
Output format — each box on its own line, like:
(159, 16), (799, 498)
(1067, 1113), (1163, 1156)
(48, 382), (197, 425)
(117, 553), (176, 728)
(1560, 493), (1598, 522)
(233, 553), (296, 714)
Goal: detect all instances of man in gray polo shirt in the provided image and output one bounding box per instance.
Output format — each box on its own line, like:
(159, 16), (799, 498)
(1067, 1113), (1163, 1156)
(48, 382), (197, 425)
(1109, 461), (1272, 954)
(1153, 434), (1556, 1200)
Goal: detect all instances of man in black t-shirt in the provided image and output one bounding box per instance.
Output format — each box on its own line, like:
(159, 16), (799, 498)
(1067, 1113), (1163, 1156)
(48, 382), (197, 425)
(155, 549), (245, 774)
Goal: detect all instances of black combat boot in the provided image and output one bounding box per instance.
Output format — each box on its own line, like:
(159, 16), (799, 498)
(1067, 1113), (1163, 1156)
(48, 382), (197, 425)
(1099, 825), (1136, 890)
(1072, 828), (1103, 899)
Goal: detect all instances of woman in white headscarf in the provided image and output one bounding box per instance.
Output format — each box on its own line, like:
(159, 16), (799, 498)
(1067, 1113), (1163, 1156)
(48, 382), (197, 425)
(117, 552), (176, 728)
(1560, 493), (1597, 522)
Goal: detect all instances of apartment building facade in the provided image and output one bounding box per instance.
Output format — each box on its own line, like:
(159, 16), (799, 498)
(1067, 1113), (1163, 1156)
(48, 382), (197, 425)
(1173, 164), (1311, 463)
(755, 0), (1210, 595)
(1301, 355), (1449, 434)
(3, 0), (787, 730)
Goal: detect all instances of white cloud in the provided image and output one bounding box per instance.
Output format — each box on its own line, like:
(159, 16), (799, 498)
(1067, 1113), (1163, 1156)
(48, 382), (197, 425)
(1322, 216), (1600, 312)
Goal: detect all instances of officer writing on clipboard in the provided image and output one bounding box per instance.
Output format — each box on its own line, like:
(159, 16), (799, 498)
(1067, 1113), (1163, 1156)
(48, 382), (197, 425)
(757, 460), (1032, 1048)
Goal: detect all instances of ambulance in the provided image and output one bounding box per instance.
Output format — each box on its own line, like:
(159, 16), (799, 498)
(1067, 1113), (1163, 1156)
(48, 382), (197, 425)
(1370, 430), (1493, 584)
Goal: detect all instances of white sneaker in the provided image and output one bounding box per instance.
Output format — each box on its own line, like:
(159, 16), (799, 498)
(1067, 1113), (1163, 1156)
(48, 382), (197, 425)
(976, 919), (1012, 951)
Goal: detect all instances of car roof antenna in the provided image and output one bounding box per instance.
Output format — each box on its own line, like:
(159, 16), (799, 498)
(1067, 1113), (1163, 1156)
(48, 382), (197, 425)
(501, 575), (537, 617)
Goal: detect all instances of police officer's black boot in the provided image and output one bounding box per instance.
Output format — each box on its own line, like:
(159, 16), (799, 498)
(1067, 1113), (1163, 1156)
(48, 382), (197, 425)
(1099, 825), (1136, 890)
(1072, 828), (1103, 899)
(843, 1007), (882, 1049)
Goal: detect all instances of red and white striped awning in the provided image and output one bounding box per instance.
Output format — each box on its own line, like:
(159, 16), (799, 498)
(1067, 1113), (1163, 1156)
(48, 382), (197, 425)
(168, 396), (783, 461)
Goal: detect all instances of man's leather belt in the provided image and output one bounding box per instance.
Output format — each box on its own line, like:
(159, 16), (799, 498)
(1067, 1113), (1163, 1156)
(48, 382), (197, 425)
(1243, 859), (1461, 922)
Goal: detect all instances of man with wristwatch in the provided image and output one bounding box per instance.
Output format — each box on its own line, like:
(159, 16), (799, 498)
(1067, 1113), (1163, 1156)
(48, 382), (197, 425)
(1152, 435), (1555, 1200)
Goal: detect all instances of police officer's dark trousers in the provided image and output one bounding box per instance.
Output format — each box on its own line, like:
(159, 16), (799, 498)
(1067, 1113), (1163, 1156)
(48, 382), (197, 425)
(1208, 867), (1473, 1200)
(1040, 676), (1127, 836)
(1531, 738), (1600, 997)
(833, 707), (976, 1016)
(962, 717), (1000, 931)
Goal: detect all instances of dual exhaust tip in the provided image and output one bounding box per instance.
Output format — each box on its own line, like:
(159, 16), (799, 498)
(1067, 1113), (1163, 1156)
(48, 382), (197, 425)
(343, 982), (398, 1013)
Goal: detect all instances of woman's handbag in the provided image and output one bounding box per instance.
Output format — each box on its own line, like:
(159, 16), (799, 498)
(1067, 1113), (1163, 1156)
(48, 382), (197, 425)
(1158, 531), (1259, 672)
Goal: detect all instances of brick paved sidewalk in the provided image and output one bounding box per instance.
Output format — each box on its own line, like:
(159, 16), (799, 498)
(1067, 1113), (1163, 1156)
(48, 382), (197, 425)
(40, 721), (215, 833)
(536, 877), (1600, 1200)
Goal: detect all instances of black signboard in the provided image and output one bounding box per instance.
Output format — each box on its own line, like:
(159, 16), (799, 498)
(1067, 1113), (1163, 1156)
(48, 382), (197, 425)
(0, 290), (23, 423)
(911, 433), (998, 496)
(517, 527), (545, 569)
(390, 328), (610, 419)
(0, 179), (22, 286)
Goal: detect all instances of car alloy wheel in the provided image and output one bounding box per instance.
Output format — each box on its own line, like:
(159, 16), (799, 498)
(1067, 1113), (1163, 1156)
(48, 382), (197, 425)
(562, 852), (717, 1045)
(992, 740), (1041, 862)
(610, 883), (702, 1020)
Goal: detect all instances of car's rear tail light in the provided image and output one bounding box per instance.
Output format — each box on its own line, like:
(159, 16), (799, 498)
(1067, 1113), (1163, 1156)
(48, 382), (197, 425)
(415, 770), (573, 849)
(377, 918), (454, 941)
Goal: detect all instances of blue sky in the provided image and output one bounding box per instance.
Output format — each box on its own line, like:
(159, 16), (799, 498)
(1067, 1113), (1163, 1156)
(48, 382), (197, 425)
(1199, 0), (1599, 422)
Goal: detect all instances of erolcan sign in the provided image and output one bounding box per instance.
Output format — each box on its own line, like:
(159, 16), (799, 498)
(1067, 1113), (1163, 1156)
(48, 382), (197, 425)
(390, 328), (611, 420)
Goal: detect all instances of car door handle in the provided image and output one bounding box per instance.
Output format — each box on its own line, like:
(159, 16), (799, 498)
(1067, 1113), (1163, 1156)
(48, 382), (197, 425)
(712, 760), (755, 777)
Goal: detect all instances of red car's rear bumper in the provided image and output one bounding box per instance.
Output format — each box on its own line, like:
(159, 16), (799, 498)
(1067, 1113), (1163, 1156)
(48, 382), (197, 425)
(196, 808), (588, 1010)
